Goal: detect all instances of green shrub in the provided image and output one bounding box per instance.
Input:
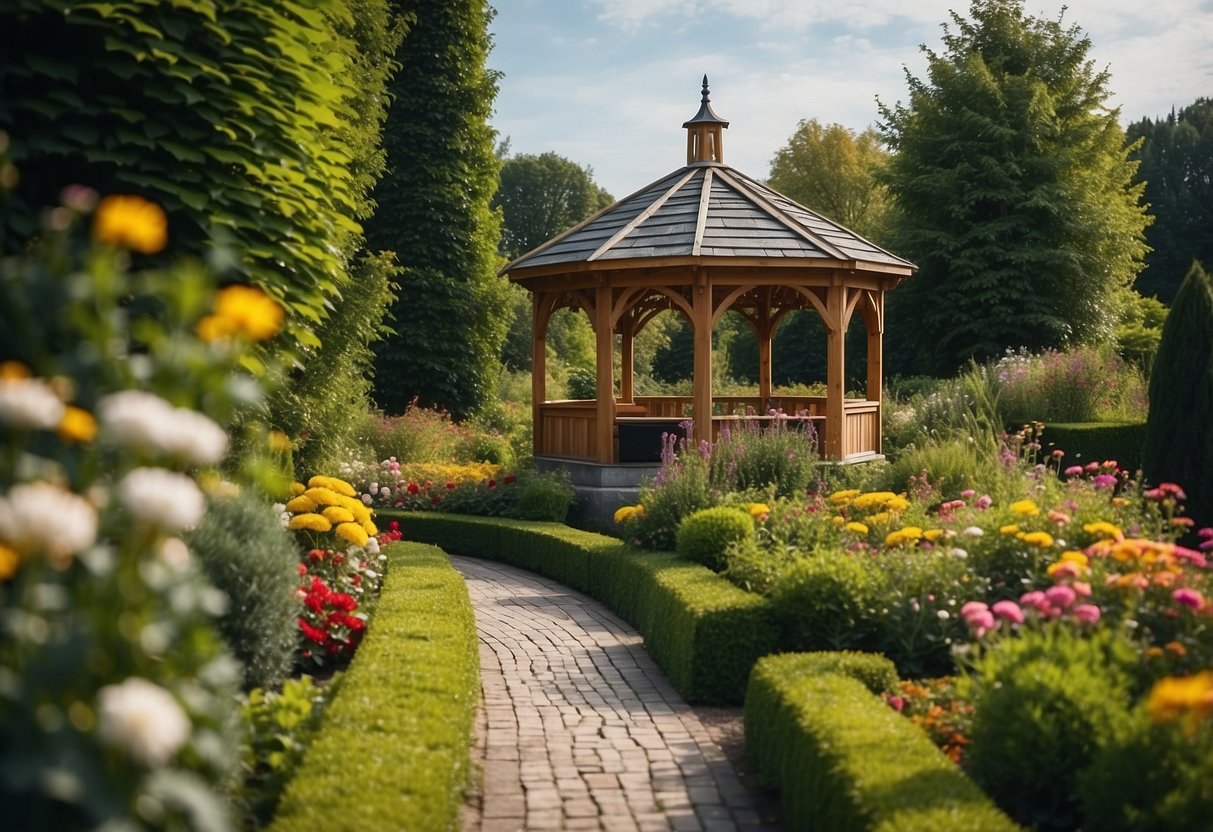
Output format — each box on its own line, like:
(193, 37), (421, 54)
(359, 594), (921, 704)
(676, 506), (755, 571)
(185, 491), (302, 691)
(767, 651), (900, 696)
(709, 417), (819, 496)
(457, 426), (515, 467)
(770, 551), (884, 653)
(745, 654), (1019, 832)
(387, 511), (778, 704)
(506, 469), (575, 522)
(960, 625), (1139, 831)
(631, 438), (713, 550)
(1043, 422), (1147, 472)
(990, 346), (1148, 424)
(1143, 260), (1213, 527)
(268, 542), (478, 832)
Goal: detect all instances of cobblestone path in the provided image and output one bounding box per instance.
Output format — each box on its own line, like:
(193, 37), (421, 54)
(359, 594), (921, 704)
(452, 556), (777, 832)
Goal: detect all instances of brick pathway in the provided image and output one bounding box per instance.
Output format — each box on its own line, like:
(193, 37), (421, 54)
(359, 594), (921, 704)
(452, 555), (777, 832)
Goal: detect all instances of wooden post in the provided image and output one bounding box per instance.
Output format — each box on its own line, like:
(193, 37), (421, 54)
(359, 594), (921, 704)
(866, 292), (884, 454)
(825, 284), (846, 460)
(692, 272), (713, 448)
(594, 284), (615, 463)
(620, 314), (635, 403)
(757, 295), (773, 412)
(532, 292), (547, 458)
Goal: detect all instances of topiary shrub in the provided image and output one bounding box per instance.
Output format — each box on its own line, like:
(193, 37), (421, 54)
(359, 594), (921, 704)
(507, 470), (575, 522)
(960, 624), (1139, 831)
(770, 551), (884, 653)
(1142, 260), (1213, 527)
(185, 491), (302, 691)
(675, 506), (755, 571)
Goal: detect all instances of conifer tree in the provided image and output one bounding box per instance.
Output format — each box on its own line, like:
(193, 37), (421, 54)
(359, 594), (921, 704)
(366, 0), (508, 418)
(1142, 261), (1213, 526)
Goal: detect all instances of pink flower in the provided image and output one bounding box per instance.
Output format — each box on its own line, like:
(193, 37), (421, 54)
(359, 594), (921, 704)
(1173, 588), (1205, 610)
(1072, 581), (1092, 598)
(1045, 585), (1078, 610)
(975, 495), (992, 510)
(966, 609), (996, 637)
(1092, 474), (1118, 490)
(1084, 462), (1101, 473)
(961, 489), (976, 499)
(1020, 590), (1049, 612)
(1072, 604), (1102, 625)
(885, 694), (906, 713)
(1064, 465), (1084, 477)
(991, 600), (1024, 625)
(960, 601), (990, 624)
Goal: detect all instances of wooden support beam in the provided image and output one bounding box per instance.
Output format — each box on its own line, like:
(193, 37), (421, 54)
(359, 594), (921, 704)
(825, 285), (846, 460)
(692, 272), (713, 448)
(532, 292), (548, 457)
(866, 292), (884, 455)
(620, 315), (635, 403)
(757, 289), (773, 412)
(594, 285), (615, 463)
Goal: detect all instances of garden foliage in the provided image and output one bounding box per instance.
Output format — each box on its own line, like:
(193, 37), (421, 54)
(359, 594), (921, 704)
(675, 506), (755, 571)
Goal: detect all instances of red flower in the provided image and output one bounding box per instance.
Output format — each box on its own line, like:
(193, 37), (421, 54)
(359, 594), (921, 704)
(406, 482), (420, 495)
(309, 548), (326, 562)
(431, 495), (441, 505)
(446, 482), (456, 490)
(330, 592), (358, 612)
(332, 553), (345, 565)
(504, 474), (517, 484)
(390, 520), (400, 532)
(299, 618), (327, 644)
(297, 563), (307, 576)
(487, 479), (496, 489)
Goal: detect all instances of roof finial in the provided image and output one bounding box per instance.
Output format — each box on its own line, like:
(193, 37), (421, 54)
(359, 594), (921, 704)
(683, 75), (729, 164)
(701, 74), (710, 103)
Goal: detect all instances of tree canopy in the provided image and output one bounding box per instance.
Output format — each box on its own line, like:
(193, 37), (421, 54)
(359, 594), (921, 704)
(878, 0), (1149, 376)
(1127, 98), (1213, 303)
(767, 119), (892, 242)
(495, 151), (613, 261)
(366, 0), (507, 418)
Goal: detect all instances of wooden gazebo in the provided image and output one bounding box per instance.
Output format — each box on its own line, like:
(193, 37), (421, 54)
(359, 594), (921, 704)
(504, 78), (915, 467)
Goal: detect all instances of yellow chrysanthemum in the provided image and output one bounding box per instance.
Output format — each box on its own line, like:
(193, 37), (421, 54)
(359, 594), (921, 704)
(285, 495), (318, 514)
(268, 430), (291, 453)
(335, 522), (369, 547)
(289, 481), (307, 497)
(360, 519), (377, 536)
(885, 526), (924, 547)
(288, 513), (332, 533)
(829, 489), (861, 505)
(92, 194), (167, 254)
(0, 544), (19, 580)
(57, 405), (97, 443)
(1021, 531), (1055, 548)
(1146, 671), (1213, 732)
(308, 475), (356, 497)
(884, 495), (910, 513)
(845, 521), (869, 535)
(999, 523), (1021, 535)
(1082, 521), (1123, 541)
(832, 514), (845, 526)
(195, 284), (284, 343)
(303, 487), (341, 507)
(866, 511), (891, 525)
(748, 503), (770, 518)
(322, 506), (355, 525)
(922, 529), (945, 542)
(1010, 500), (1040, 517)
(614, 505), (639, 524)
(852, 491), (897, 511)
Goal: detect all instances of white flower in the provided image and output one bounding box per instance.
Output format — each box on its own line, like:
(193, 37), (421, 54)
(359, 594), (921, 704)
(937, 610), (951, 620)
(0, 377), (64, 430)
(117, 468), (206, 531)
(96, 677), (191, 766)
(962, 526), (985, 537)
(98, 391), (228, 465)
(949, 548), (969, 559)
(158, 537), (192, 571)
(361, 494), (373, 506)
(0, 481), (98, 568)
(364, 537), (380, 555)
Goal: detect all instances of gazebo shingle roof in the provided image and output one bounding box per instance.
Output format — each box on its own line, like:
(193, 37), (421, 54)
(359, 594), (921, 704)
(504, 164), (913, 274)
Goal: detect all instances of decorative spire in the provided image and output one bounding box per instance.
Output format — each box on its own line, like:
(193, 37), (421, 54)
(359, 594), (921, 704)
(683, 75), (728, 164)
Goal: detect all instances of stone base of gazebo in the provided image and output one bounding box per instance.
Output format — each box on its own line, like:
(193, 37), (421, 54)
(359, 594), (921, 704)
(534, 456), (659, 534)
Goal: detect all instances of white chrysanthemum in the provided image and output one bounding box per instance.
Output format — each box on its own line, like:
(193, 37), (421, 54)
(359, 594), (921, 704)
(117, 468), (206, 531)
(0, 377), (64, 430)
(962, 526), (985, 537)
(98, 391), (228, 465)
(96, 677), (191, 766)
(0, 481), (98, 568)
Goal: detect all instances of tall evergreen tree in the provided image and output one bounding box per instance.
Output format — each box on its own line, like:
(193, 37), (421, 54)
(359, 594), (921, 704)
(366, 0), (507, 418)
(878, 0), (1149, 376)
(495, 151), (613, 260)
(1126, 99), (1213, 303)
(1142, 261), (1213, 527)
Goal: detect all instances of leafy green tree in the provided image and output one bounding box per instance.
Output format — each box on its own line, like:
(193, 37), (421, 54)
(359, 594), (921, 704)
(1127, 99), (1213, 303)
(366, 0), (507, 418)
(1142, 261), (1213, 527)
(0, 0), (362, 345)
(495, 151), (614, 260)
(878, 0), (1149, 376)
(768, 119), (893, 241)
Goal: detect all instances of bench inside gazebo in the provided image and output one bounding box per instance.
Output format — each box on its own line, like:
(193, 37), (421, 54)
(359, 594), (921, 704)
(504, 78), (914, 489)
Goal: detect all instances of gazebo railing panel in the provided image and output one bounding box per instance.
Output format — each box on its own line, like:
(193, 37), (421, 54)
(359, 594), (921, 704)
(633, 395), (826, 418)
(842, 400), (881, 458)
(537, 401), (599, 460)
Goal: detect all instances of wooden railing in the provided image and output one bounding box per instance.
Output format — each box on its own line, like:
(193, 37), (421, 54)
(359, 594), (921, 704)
(536, 400), (598, 460)
(842, 400), (881, 458)
(633, 395), (826, 418)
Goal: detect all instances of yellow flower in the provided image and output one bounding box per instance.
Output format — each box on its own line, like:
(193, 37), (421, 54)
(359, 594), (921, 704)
(335, 522), (369, 547)
(614, 505), (638, 524)
(268, 430), (291, 453)
(884, 495), (910, 513)
(288, 513), (332, 533)
(308, 475), (356, 498)
(1010, 500), (1040, 517)
(0, 544), (19, 580)
(285, 495), (318, 514)
(1146, 672), (1213, 733)
(196, 285), (283, 343)
(92, 194), (167, 254)
(1082, 521), (1123, 541)
(1021, 531), (1055, 548)
(57, 406), (97, 443)
(829, 489), (861, 505)
(288, 482), (307, 497)
(360, 519), (377, 536)
(922, 529), (945, 542)
(749, 503), (770, 518)
(831, 514), (845, 526)
(852, 491), (896, 511)
(322, 506), (355, 525)
(0, 362), (30, 380)
(866, 511), (891, 525)
(885, 526), (923, 547)
(845, 521), (869, 535)
(999, 523), (1021, 535)
(303, 487), (341, 507)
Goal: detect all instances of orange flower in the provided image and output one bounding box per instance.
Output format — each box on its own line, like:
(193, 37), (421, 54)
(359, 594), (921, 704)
(196, 285), (283, 343)
(92, 194), (167, 254)
(57, 405), (97, 443)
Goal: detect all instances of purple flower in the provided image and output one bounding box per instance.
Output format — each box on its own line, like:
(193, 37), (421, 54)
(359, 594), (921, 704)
(1173, 588), (1205, 610)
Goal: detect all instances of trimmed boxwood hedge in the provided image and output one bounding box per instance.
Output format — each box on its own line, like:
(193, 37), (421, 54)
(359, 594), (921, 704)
(385, 511), (777, 704)
(745, 653), (1020, 832)
(1043, 422), (1146, 472)
(268, 542), (478, 832)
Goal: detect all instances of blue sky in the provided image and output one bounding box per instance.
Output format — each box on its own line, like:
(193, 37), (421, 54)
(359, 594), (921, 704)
(488, 0), (1213, 198)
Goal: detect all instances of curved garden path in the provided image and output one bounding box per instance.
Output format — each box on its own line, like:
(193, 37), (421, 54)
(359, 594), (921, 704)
(451, 555), (779, 832)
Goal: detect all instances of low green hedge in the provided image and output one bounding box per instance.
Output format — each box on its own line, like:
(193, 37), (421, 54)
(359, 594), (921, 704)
(386, 511), (777, 704)
(267, 542), (479, 832)
(1042, 422), (1146, 472)
(745, 653), (1020, 832)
